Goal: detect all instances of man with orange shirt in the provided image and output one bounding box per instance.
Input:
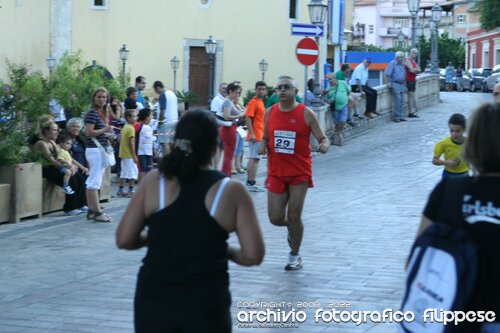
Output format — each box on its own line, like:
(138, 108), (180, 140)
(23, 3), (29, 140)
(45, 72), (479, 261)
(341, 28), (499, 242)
(258, 75), (329, 271)
(245, 81), (267, 192)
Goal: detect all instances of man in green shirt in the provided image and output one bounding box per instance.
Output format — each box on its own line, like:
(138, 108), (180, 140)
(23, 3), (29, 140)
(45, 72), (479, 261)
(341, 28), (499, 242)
(334, 64), (362, 122)
(324, 73), (350, 146)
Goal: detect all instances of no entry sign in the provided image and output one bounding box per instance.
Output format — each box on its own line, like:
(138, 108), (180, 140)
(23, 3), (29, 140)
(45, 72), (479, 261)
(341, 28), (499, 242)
(296, 38), (319, 66)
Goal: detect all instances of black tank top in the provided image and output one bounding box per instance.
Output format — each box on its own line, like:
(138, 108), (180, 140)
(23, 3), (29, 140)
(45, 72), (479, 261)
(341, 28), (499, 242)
(136, 170), (231, 306)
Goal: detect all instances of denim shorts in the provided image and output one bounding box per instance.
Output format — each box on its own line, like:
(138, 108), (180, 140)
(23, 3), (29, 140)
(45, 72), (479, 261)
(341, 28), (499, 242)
(333, 105), (348, 124)
(138, 155), (153, 173)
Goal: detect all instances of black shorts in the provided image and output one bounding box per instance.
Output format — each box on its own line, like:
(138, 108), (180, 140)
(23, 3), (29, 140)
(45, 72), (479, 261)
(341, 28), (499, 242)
(406, 82), (416, 92)
(138, 155), (153, 173)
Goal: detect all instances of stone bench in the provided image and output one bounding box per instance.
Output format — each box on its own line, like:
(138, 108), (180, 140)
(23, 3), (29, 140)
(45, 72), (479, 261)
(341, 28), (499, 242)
(42, 168), (112, 214)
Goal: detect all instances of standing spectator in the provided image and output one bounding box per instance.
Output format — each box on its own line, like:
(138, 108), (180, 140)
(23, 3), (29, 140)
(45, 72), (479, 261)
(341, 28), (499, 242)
(210, 82), (228, 169)
(432, 113), (469, 178)
(385, 51), (408, 123)
(84, 87), (115, 222)
(153, 81), (178, 157)
(210, 82), (227, 115)
(258, 75), (329, 271)
(349, 58), (378, 118)
(445, 62), (456, 92)
(116, 110), (264, 333)
(109, 96), (124, 124)
(494, 82), (500, 103)
(303, 78), (315, 107)
(117, 109), (139, 197)
(136, 108), (154, 183)
(126, 87), (144, 110)
(245, 81), (267, 191)
(404, 48), (421, 118)
(135, 76), (146, 107)
(413, 103), (500, 333)
(34, 121), (86, 215)
(456, 65), (463, 91)
(49, 98), (66, 129)
(218, 82), (244, 177)
(324, 74), (350, 145)
(336, 64), (362, 121)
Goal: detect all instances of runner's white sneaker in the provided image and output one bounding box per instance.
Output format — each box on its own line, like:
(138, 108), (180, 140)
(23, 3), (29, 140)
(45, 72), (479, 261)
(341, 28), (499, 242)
(247, 184), (266, 192)
(285, 253), (303, 271)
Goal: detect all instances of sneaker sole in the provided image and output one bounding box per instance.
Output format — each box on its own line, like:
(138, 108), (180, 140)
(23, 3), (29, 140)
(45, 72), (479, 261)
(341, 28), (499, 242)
(285, 263), (303, 271)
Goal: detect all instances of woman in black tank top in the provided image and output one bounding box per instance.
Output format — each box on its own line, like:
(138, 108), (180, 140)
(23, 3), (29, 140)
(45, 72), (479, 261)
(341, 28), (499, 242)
(117, 110), (265, 333)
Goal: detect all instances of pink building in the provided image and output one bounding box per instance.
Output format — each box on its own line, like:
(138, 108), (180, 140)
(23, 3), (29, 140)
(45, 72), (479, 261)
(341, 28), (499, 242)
(466, 28), (500, 69)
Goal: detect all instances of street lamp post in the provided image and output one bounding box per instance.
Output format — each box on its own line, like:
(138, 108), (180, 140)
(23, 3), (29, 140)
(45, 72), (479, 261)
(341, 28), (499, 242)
(416, 21), (423, 67)
(118, 44), (130, 87)
(259, 59), (268, 82)
(430, 3), (442, 74)
(308, 0), (328, 106)
(407, 0), (421, 47)
(397, 30), (405, 49)
(204, 35), (217, 105)
(170, 56), (180, 93)
(46, 56), (56, 75)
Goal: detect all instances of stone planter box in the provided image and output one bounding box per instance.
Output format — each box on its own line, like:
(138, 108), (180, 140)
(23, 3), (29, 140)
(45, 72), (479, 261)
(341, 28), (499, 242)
(0, 163), (43, 223)
(0, 184), (11, 223)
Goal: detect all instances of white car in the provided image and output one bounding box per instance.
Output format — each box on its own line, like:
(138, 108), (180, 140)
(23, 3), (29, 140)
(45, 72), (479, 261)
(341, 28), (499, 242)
(484, 64), (500, 92)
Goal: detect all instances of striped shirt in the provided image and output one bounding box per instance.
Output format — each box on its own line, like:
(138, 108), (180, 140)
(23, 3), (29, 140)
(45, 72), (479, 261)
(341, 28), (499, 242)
(84, 109), (110, 148)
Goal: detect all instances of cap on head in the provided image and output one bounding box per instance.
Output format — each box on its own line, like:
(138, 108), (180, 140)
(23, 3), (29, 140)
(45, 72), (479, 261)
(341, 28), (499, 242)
(364, 57), (372, 63)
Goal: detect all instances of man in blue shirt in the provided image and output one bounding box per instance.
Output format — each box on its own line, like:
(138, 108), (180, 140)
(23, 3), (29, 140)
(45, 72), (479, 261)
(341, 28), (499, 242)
(385, 52), (407, 122)
(135, 76), (146, 107)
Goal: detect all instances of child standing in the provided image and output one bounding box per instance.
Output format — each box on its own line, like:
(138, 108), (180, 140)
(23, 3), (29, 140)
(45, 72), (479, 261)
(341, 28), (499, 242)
(432, 113), (469, 178)
(117, 109), (139, 197)
(136, 108), (154, 183)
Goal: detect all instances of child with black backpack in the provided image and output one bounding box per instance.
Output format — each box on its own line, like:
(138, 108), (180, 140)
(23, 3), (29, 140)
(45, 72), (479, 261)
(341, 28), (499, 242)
(401, 103), (500, 333)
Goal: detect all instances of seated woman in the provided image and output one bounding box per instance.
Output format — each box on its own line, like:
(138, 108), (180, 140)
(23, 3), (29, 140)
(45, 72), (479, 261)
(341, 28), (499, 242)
(117, 110), (265, 333)
(33, 120), (86, 216)
(63, 118), (88, 176)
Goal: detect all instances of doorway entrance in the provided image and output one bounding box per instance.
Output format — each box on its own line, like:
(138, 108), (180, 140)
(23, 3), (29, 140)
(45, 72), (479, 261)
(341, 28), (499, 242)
(188, 47), (209, 107)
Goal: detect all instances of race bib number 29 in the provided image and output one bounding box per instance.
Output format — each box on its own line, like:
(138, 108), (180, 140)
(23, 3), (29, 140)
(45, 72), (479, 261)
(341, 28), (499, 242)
(274, 130), (296, 154)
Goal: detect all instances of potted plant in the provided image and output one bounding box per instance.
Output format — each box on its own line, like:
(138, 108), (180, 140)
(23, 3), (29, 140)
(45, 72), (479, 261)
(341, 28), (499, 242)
(0, 61), (50, 222)
(175, 90), (200, 111)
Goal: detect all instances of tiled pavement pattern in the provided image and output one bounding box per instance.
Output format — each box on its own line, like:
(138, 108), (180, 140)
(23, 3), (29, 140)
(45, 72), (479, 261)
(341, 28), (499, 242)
(0, 92), (491, 332)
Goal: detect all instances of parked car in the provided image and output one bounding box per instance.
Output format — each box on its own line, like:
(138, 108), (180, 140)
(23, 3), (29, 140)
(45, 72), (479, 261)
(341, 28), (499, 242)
(483, 64), (500, 92)
(439, 68), (473, 91)
(467, 68), (492, 92)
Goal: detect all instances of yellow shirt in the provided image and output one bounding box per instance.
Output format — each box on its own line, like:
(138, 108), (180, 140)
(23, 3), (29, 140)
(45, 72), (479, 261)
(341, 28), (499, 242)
(433, 136), (469, 173)
(57, 149), (72, 164)
(119, 123), (135, 158)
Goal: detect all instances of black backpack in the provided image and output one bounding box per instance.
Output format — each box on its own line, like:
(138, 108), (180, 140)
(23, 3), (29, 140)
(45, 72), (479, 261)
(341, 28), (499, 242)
(400, 179), (478, 333)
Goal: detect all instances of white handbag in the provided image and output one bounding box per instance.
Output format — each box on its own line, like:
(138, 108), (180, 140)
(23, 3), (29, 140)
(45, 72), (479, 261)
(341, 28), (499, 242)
(91, 137), (116, 167)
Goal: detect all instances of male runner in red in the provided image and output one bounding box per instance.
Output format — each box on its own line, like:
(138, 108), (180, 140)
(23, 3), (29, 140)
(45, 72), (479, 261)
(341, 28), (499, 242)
(258, 75), (329, 270)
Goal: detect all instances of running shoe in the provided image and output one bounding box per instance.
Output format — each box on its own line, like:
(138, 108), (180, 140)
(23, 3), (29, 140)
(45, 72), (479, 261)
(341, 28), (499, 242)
(62, 185), (75, 195)
(247, 184), (266, 192)
(285, 253), (303, 271)
(408, 113), (419, 118)
(116, 190), (129, 197)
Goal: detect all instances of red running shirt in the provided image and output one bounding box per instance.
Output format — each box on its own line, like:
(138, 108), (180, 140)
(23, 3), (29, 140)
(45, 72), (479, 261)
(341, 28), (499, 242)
(267, 103), (312, 177)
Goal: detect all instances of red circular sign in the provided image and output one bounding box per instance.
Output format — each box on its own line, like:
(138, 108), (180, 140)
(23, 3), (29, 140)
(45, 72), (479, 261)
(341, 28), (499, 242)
(296, 38), (319, 66)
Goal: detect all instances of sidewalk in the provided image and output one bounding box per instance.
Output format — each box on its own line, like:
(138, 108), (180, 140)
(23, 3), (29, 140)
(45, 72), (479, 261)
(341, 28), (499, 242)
(0, 91), (491, 332)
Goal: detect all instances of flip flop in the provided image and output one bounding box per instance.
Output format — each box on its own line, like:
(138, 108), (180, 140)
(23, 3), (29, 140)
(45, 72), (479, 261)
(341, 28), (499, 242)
(94, 212), (112, 223)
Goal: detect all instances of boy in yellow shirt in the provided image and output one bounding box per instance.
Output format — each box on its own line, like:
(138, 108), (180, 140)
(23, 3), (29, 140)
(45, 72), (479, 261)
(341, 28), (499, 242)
(117, 109), (139, 197)
(432, 113), (469, 178)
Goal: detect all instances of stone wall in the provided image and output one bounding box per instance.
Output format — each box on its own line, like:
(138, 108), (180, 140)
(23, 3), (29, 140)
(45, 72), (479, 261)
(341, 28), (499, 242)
(313, 74), (440, 142)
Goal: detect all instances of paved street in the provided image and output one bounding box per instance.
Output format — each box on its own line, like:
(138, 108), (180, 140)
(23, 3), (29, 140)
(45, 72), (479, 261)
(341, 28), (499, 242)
(0, 92), (492, 332)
